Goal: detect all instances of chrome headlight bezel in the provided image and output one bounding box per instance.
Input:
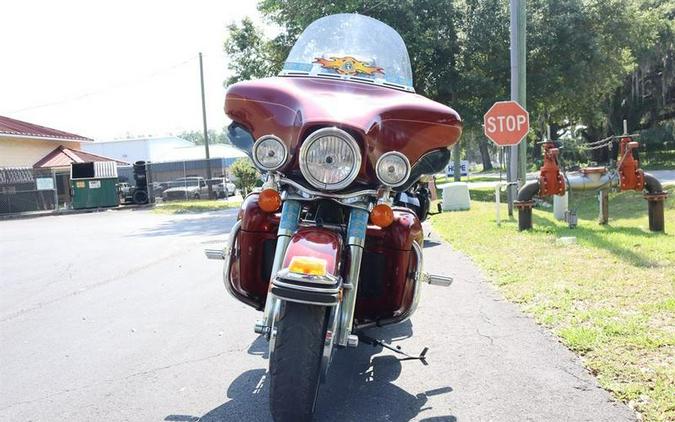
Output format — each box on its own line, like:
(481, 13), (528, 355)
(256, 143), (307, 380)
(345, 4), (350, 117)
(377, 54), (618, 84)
(251, 135), (288, 171)
(299, 127), (362, 191)
(375, 151), (411, 187)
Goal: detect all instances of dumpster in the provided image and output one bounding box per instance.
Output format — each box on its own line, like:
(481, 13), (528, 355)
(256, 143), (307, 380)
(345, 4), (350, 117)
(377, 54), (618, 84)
(70, 161), (119, 209)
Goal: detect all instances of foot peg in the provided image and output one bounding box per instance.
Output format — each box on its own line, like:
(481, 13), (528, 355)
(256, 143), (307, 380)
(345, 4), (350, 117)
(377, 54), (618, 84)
(204, 249), (225, 260)
(422, 272), (453, 287)
(254, 320), (269, 335)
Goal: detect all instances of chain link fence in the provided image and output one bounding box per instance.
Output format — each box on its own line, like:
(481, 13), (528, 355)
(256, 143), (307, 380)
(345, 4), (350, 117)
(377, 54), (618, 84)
(117, 158), (240, 203)
(0, 157), (242, 214)
(0, 167), (60, 214)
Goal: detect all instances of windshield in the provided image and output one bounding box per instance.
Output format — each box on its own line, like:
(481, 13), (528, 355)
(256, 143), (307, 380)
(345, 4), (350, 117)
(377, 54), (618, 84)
(280, 14), (414, 92)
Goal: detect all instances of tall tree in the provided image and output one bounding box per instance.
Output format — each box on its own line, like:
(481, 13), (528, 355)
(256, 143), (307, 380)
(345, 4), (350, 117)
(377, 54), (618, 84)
(224, 17), (278, 86)
(223, 0), (672, 167)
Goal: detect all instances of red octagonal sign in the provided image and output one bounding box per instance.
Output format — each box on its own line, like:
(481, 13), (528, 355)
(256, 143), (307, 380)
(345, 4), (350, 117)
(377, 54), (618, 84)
(483, 101), (530, 146)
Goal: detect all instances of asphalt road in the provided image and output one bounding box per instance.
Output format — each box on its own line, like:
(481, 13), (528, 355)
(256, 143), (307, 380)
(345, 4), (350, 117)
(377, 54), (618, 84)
(0, 209), (635, 421)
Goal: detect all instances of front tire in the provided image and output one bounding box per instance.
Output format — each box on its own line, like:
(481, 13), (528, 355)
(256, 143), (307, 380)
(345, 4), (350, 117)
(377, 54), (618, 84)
(269, 301), (327, 422)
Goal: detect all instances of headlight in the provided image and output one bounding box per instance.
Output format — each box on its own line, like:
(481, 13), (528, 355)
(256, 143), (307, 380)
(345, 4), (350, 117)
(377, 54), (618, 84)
(252, 135), (288, 171)
(299, 127), (361, 191)
(376, 151), (410, 187)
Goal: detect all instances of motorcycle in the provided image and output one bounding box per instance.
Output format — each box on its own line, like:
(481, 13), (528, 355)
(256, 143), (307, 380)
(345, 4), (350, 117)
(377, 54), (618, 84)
(206, 13), (462, 421)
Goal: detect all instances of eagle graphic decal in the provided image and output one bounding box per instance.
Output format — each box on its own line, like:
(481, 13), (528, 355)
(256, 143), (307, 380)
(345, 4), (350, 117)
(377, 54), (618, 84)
(314, 56), (384, 77)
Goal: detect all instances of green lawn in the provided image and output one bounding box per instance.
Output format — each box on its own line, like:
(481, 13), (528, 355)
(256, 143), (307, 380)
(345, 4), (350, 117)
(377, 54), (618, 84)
(431, 186), (674, 421)
(435, 174), (503, 185)
(153, 199), (242, 214)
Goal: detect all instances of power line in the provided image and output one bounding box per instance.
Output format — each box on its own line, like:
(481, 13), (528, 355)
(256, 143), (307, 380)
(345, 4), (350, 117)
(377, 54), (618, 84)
(6, 55), (198, 114)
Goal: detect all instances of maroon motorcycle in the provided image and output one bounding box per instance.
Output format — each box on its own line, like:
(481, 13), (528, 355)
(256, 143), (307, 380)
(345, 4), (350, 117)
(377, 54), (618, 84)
(206, 13), (462, 421)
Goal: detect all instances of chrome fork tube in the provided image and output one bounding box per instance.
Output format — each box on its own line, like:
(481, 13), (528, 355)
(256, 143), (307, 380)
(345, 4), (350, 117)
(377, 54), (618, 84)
(337, 208), (369, 347)
(258, 200), (301, 336)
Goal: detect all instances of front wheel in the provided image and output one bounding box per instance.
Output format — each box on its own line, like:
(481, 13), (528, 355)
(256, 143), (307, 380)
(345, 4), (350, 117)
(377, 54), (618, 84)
(269, 301), (328, 422)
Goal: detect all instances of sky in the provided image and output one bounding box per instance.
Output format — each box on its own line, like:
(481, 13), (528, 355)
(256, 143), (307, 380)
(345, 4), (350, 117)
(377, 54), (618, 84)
(0, 0), (267, 140)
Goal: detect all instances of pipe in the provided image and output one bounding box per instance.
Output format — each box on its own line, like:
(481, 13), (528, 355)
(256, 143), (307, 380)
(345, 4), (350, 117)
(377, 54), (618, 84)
(643, 172), (667, 232)
(517, 180), (540, 202)
(644, 172), (663, 194)
(565, 171), (617, 191)
(515, 180), (539, 231)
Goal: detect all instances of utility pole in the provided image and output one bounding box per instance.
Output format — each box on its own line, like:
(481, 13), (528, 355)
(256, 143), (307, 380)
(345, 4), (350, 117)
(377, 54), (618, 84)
(508, 0), (527, 214)
(199, 52), (213, 199)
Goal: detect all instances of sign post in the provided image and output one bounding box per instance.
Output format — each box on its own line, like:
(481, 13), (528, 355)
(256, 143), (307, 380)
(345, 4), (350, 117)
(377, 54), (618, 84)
(509, 0), (527, 215)
(483, 100), (530, 218)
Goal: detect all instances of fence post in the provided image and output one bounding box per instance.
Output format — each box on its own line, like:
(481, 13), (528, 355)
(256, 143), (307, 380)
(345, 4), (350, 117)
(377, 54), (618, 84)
(52, 169), (58, 210)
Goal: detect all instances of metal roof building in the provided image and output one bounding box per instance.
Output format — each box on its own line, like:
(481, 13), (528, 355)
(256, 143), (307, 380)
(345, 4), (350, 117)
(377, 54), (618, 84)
(0, 116), (92, 143)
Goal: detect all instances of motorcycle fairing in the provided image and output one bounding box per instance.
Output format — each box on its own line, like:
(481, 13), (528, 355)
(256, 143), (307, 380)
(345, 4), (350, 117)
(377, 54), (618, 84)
(225, 76), (462, 186)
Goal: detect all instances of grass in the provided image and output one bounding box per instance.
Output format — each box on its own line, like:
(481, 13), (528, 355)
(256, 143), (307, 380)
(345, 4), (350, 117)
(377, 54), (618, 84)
(152, 199), (242, 214)
(435, 174), (503, 185)
(431, 185), (675, 421)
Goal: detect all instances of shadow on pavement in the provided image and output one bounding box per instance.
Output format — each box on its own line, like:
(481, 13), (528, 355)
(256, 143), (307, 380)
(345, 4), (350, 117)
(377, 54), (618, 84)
(165, 322), (455, 422)
(423, 239), (443, 248)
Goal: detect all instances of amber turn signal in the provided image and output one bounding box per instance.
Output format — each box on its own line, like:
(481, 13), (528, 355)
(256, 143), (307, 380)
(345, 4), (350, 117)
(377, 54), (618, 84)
(370, 203), (394, 228)
(258, 189), (282, 212)
(288, 256), (328, 276)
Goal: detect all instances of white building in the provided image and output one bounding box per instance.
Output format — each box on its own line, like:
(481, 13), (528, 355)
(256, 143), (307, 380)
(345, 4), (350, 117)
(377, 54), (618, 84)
(154, 144), (247, 162)
(82, 136), (193, 164)
(83, 136), (248, 164)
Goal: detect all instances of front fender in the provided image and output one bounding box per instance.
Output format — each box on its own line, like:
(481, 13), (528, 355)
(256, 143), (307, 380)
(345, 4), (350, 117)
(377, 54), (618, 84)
(281, 228), (343, 276)
(271, 227), (344, 306)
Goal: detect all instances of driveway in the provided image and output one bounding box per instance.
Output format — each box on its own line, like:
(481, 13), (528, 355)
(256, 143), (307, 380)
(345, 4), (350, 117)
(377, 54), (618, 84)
(0, 209), (634, 421)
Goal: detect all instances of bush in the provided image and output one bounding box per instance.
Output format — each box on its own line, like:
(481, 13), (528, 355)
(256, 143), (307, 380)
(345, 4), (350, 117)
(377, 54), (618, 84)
(230, 158), (260, 196)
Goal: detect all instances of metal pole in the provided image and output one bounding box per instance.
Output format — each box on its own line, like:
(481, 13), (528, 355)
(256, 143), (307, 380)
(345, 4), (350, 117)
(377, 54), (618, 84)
(199, 52), (213, 199)
(453, 143), (461, 182)
(506, 146), (514, 216)
(517, 0), (527, 187)
(495, 182), (501, 226)
(52, 168), (58, 210)
(509, 0), (527, 208)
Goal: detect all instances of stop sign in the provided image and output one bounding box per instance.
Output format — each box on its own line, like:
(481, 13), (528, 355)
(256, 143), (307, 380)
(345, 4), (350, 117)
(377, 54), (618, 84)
(483, 101), (530, 146)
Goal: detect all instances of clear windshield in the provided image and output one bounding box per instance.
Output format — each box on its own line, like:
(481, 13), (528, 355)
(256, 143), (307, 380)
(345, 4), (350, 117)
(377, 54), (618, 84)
(280, 14), (414, 91)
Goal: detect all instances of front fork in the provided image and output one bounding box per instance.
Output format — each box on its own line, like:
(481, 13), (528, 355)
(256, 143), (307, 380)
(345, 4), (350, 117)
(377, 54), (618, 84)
(257, 200), (301, 336)
(256, 199), (369, 348)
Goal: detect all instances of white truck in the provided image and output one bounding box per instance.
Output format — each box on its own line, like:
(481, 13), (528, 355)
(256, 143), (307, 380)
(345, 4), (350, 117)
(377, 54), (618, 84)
(161, 177), (209, 201)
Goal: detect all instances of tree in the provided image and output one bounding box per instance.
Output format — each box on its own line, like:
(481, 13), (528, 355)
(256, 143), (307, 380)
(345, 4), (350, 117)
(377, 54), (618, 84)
(177, 129), (230, 145)
(230, 158), (260, 196)
(224, 17), (279, 86)
(224, 0), (673, 168)
(454, 0), (510, 170)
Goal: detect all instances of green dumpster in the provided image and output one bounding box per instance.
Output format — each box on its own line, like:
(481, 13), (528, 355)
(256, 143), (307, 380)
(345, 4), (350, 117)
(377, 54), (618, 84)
(70, 162), (119, 209)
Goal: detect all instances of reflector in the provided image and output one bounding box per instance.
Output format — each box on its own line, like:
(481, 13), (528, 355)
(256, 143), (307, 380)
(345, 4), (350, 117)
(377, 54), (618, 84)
(288, 256), (328, 276)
